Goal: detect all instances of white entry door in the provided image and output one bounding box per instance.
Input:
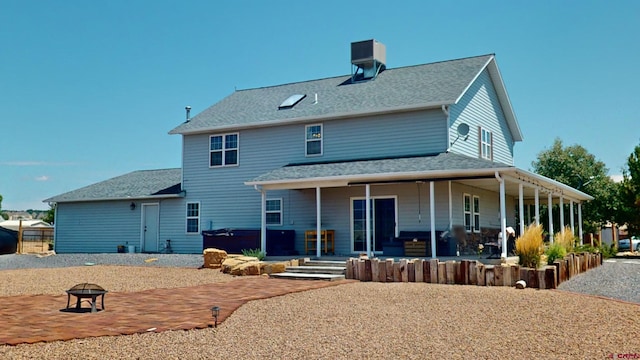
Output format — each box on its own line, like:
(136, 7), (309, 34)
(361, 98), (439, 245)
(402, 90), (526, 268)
(142, 204), (159, 253)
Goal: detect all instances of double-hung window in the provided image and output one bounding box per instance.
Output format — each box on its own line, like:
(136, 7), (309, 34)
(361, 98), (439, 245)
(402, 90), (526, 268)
(473, 195), (480, 232)
(186, 202), (200, 234)
(265, 198), (282, 226)
(464, 194), (480, 232)
(480, 127), (492, 160)
(210, 133), (239, 167)
(305, 124), (322, 156)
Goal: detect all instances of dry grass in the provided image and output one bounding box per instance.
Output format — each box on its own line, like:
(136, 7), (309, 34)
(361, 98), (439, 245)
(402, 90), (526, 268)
(554, 226), (576, 252)
(515, 223), (544, 268)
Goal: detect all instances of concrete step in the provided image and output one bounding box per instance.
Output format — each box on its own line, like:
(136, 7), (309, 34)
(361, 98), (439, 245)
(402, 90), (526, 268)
(285, 266), (345, 275)
(269, 272), (345, 281)
(303, 260), (346, 267)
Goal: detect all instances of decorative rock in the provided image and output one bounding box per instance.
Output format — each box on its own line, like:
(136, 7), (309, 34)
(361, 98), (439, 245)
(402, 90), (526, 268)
(230, 261), (261, 276)
(203, 248), (228, 269)
(262, 262), (286, 275)
(221, 256), (260, 275)
(515, 280), (526, 289)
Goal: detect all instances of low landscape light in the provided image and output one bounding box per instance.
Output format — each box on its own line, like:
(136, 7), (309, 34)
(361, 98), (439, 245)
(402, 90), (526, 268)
(211, 306), (220, 327)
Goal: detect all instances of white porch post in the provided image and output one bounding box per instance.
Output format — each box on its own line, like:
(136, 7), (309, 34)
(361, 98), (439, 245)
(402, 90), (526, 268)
(260, 190), (267, 252)
(365, 184), (372, 258)
(570, 200), (575, 236)
(578, 202), (583, 244)
(499, 175), (507, 258)
(560, 196), (565, 232)
(430, 181), (436, 259)
(518, 183), (525, 236)
(316, 187), (322, 258)
(535, 188), (540, 226)
(548, 193), (554, 243)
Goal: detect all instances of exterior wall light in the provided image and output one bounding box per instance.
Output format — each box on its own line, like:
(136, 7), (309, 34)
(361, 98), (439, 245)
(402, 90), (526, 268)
(130, 202), (136, 211)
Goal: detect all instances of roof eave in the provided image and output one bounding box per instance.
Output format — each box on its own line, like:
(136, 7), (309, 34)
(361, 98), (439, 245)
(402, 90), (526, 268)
(44, 192), (185, 204)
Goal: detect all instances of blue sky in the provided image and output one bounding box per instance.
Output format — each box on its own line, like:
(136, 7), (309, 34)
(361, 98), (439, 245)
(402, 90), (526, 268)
(1, 0), (639, 210)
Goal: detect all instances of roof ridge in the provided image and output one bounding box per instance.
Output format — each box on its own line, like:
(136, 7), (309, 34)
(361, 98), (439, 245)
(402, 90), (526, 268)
(233, 54), (495, 92)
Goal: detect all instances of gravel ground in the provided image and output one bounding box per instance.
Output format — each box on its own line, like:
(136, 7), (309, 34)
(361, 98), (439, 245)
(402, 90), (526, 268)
(1, 254), (640, 359)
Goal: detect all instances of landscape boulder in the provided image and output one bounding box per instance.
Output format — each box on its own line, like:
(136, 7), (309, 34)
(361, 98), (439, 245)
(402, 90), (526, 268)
(203, 248), (228, 269)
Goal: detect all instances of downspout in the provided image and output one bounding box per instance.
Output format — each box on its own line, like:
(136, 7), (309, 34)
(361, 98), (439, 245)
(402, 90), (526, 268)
(495, 172), (507, 258)
(442, 105), (451, 152)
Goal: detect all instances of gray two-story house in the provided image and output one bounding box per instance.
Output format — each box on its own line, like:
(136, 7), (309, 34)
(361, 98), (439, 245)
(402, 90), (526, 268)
(45, 40), (593, 258)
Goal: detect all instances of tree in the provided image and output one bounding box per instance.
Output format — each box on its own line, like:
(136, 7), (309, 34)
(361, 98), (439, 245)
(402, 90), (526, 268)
(0, 194), (6, 220)
(43, 204), (55, 225)
(618, 143), (640, 236)
(531, 138), (617, 234)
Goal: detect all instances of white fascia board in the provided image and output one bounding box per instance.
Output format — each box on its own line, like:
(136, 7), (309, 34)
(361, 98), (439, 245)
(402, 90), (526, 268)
(454, 55), (495, 106)
(453, 56), (523, 143)
(169, 101), (449, 136)
(510, 169), (594, 201)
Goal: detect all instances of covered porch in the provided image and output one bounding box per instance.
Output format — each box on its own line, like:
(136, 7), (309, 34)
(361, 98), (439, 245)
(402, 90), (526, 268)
(246, 153), (593, 260)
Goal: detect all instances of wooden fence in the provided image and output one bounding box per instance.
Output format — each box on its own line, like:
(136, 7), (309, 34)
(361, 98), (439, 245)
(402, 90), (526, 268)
(18, 227), (54, 254)
(345, 252), (602, 289)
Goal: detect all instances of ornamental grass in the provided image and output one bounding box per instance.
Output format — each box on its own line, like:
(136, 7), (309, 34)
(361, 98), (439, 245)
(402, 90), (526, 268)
(554, 226), (576, 253)
(515, 224), (545, 268)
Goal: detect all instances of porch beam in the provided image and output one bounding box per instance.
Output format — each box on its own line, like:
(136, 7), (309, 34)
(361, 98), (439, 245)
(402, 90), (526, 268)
(316, 187), (321, 258)
(261, 190), (267, 252)
(430, 181), (436, 259)
(548, 192), (554, 243)
(365, 184), (372, 258)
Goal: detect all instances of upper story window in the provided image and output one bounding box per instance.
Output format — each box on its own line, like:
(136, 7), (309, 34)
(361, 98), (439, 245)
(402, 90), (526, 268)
(480, 127), (492, 160)
(265, 198), (282, 226)
(305, 124), (322, 156)
(210, 133), (239, 167)
(186, 202), (200, 234)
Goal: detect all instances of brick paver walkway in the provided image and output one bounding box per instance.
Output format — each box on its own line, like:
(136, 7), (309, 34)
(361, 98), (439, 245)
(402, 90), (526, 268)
(0, 277), (355, 345)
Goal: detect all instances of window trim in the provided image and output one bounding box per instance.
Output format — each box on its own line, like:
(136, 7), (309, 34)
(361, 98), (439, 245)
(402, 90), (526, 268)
(265, 198), (283, 226)
(305, 124), (323, 157)
(209, 133), (239, 168)
(186, 202), (200, 234)
(479, 127), (493, 160)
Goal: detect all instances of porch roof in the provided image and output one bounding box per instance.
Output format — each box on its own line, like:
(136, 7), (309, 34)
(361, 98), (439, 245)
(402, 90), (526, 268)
(245, 153), (594, 202)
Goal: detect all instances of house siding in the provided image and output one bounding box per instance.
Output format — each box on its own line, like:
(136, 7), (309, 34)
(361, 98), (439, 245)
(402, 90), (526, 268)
(181, 109), (448, 250)
(449, 69), (515, 165)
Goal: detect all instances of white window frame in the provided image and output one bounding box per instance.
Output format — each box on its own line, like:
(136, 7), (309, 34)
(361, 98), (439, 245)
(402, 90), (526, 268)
(305, 124), (323, 157)
(463, 193), (472, 232)
(473, 195), (480, 233)
(209, 133), (239, 167)
(265, 198), (283, 226)
(186, 202), (200, 234)
(480, 127), (492, 160)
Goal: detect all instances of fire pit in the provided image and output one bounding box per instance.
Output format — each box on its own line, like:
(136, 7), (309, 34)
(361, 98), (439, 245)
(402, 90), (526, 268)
(66, 283), (108, 313)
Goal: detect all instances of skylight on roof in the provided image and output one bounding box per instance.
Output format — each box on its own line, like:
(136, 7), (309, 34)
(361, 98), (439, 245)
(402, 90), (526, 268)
(278, 94), (306, 109)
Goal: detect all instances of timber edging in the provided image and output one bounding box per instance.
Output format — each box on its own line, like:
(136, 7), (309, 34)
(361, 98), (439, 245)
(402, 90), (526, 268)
(345, 252), (602, 289)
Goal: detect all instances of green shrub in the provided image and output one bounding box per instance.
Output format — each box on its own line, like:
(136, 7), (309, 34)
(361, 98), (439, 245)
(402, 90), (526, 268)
(515, 224), (545, 268)
(545, 242), (567, 265)
(241, 248), (266, 260)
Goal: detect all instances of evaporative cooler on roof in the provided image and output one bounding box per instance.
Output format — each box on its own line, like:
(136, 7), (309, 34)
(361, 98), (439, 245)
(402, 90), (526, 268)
(351, 39), (386, 82)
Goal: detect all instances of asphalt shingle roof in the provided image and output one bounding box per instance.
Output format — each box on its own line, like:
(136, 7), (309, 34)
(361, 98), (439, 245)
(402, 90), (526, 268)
(44, 169), (182, 203)
(247, 153), (512, 183)
(170, 55), (494, 134)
